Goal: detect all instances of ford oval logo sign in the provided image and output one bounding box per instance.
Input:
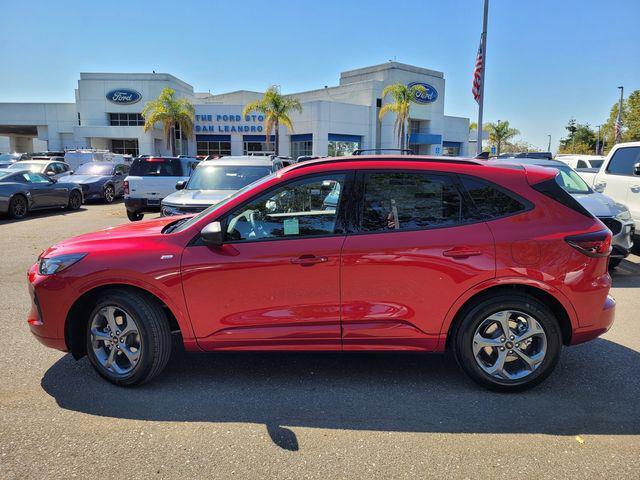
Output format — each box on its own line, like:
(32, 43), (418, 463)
(408, 82), (438, 104)
(106, 89), (142, 105)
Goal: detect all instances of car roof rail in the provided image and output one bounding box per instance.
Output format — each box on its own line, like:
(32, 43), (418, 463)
(286, 155), (483, 172)
(352, 148), (414, 155)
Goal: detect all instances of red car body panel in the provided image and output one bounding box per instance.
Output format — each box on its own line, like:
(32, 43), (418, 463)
(26, 157), (615, 355)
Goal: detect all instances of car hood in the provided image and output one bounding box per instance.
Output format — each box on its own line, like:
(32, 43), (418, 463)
(63, 174), (109, 184)
(40, 216), (177, 257)
(162, 188), (234, 206)
(572, 192), (628, 218)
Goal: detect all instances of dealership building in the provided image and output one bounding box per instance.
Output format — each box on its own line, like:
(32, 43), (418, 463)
(0, 62), (470, 158)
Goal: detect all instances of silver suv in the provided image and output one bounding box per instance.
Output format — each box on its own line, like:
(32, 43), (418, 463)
(161, 156), (284, 216)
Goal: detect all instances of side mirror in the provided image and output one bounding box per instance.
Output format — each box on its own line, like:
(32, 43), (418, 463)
(634, 163), (640, 176)
(201, 221), (224, 247)
(114, 170), (122, 176)
(68, 170), (74, 175)
(175, 180), (187, 190)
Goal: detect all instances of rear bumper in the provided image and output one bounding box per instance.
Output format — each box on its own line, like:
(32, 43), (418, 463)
(125, 197), (161, 213)
(570, 294), (615, 345)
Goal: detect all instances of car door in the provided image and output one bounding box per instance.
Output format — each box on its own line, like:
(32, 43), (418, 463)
(181, 172), (352, 351)
(340, 170), (495, 351)
(599, 146), (640, 221)
(113, 163), (128, 194)
(22, 172), (59, 207)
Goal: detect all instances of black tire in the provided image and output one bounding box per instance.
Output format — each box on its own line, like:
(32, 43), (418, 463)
(127, 210), (144, 221)
(8, 194), (28, 219)
(67, 190), (82, 210)
(85, 288), (172, 386)
(453, 294), (562, 392)
(103, 184), (115, 204)
(608, 257), (622, 269)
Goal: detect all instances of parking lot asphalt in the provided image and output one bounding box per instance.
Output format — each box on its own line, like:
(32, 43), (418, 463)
(0, 202), (638, 479)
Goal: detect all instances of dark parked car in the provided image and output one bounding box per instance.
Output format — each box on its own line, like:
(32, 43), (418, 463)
(62, 161), (129, 203)
(0, 169), (83, 219)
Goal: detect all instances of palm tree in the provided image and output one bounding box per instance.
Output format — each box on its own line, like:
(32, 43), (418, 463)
(486, 120), (520, 155)
(142, 87), (195, 156)
(378, 83), (427, 151)
(242, 86), (302, 155)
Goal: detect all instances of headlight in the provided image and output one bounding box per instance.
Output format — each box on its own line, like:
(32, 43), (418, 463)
(615, 209), (632, 222)
(38, 253), (87, 275)
(161, 205), (182, 216)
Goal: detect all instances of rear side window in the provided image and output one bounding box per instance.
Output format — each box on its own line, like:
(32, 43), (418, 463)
(129, 158), (183, 176)
(361, 172), (465, 232)
(577, 160), (588, 168)
(460, 176), (526, 219)
(606, 147), (640, 175)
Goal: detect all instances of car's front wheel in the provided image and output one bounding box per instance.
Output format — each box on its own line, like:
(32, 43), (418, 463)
(85, 289), (172, 386)
(454, 293), (562, 392)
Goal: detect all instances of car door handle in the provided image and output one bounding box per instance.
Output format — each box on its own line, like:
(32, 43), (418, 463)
(291, 255), (328, 266)
(442, 248), (482, 259)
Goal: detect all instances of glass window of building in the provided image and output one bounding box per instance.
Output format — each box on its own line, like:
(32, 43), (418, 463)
(442, 142), (461, 156)
(327, 134), (361, 157)
(109, 113), (145, 126)
(197, 141), (231, 156)
(243, 136), (275, 155)
(290, 134), (313, 159)
(111, 139), (139, 155)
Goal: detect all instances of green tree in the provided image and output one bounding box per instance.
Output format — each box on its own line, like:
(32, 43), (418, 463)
(142, 87), (195, 156)
(558, 118), (597, 154)
(379, 83), (427, 151)
(602, 90), (640, 151)
(242, 86), (302, 155)
(485, 120), (520, 155)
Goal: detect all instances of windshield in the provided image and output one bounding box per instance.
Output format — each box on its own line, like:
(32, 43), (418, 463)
(8, 162), (42, 172)
(187, 165), (272, 191)
(170, 172), (277, 234)
(589, 160), (603, 169)
(75, 162), (114, 175)
(542, 164), (591, 194)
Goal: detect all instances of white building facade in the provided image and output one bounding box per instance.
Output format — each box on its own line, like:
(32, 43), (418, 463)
(0, 62), (469, 158)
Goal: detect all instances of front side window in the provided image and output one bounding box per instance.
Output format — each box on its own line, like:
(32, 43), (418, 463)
(361, 172), (464, 232)
(226, 174), (346, 241)
(460, 176), (526, 219)
(606, 147), (640, 175)
(22, 172), (52, 184)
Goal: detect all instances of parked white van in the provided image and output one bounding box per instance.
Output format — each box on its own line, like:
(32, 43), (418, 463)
(124, 156), (199, 221)
(555, 154), (605, 170)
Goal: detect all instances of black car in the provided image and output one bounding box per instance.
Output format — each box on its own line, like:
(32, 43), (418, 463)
(0, 169), (83, 219)
(62, 161), (129, 203)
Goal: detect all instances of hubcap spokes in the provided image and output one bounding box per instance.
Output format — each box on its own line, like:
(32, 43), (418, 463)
(90, 305), (141, 376)
(472, 310), (547, 380)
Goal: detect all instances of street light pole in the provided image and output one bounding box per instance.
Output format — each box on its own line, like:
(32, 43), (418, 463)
(547, 134), (551, 152)
(596, 124), (601, 155)
(476, 0), (489, 155)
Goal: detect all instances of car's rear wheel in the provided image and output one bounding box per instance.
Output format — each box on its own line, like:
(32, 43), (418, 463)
(67, 190), (82, 210)
(454, 294), (562, 392)
(85, 289), (172, 386)
(127, 211), (144, 221)
(8, 194), (28, 219)
(103, 185), (115, 203)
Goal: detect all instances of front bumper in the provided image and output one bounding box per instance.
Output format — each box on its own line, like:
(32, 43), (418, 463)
(78, 183), (105, 200)
(599, 217), (634, 258)
(125, 197), (161, 213)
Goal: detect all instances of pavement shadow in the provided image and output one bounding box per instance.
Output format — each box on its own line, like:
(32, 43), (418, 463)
(0, 207), (87, 225)
(611, 259), (640, 288)
(41, 338), (640, 450)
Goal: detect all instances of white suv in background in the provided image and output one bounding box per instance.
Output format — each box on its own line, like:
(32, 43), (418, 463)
(590, 142), (640, 245)
(124, 156), (199, 221)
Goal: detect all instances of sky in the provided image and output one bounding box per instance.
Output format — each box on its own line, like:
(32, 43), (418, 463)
(0, 0), (638, 151)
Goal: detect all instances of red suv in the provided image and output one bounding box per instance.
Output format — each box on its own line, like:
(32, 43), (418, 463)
(27, 156), (615, 391)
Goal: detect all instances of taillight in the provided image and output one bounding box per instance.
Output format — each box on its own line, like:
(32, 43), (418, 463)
(123, 180), (129, 195)
(565, 230), (612, 257)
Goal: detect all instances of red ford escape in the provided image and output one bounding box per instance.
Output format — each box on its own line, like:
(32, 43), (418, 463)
(27, 155), (615, 391)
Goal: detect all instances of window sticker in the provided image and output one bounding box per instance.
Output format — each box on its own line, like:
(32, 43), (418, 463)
(284, 217), (300, 235)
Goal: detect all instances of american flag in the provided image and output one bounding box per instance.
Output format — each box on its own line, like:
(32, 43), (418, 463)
(472, 37), (484, 103)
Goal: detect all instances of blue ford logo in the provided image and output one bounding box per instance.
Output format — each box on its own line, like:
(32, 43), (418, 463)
(408, 82), (438, 104)
(106, 89), (142, 105)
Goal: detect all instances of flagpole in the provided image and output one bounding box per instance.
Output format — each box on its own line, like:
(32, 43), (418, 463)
(476, 0), (489, 155)
(615, 85), (624, 144)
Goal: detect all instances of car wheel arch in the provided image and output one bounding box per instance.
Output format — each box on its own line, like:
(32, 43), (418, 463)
(441, 281), (575, 351)
(64, 283), (186, 359)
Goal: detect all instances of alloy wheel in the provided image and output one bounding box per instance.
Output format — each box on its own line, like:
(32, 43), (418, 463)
(472, 310), (547, 381)
(90, 305), (142, 376)
(12, 196), (27, 218)
(104, 186), (115, 203)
